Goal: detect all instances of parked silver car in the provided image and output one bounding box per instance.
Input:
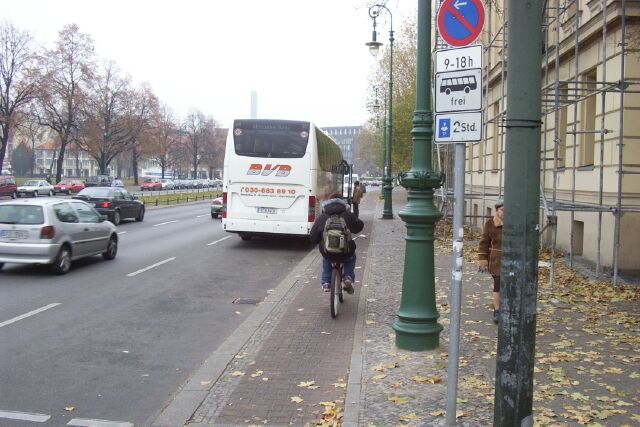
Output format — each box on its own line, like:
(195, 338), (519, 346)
(0, 198), (118, 274)
(17, 179), (54, 197)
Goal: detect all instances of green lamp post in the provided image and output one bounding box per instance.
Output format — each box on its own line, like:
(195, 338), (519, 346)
(393, 0), (443, 351)
(366, 4), (394, 219)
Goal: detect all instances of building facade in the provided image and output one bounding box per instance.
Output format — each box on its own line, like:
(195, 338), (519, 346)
(459, 0), (640, 279)
(322, 126), (362, 168)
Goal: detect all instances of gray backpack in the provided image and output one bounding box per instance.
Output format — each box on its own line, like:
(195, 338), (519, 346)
(323, 214), (351, 254)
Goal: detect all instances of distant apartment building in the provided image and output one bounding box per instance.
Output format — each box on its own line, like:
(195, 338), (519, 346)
(463, 0), (640, 278)
(33, 140), (107, 177)
(323, 126), (362, 167)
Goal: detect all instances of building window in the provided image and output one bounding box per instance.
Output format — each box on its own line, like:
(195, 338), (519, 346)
(572, 220), (584, 256)
(557, 83), (568, 168)
(579, 70), (597, 167)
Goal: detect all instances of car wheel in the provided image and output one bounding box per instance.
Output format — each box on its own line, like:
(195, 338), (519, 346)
(50, 245), (71, 275)
(11, 191), (17, 199)
(136, 207), (145, 222)
(239, 233), (252, 241)
(33, 191), (38, 197)
(67, 190), (71, 195)
(0, 262), (4, 270)
(102, 235), (118, 260)
(211, 212), (218, 219)
(48, 190), (54, 196)
(112, 210), (121, 226)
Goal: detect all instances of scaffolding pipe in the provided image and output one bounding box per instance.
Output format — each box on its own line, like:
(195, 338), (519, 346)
(569, 0), (580, 270)
(613, 0), (626, 287)
(596, 0), (608, 277)
(550, 0), (562, 290)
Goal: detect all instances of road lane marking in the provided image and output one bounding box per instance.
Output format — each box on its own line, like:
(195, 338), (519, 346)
(196, 214), (209, 218)
(0, 410), (51, 422)
(127, 257), (176, 277)
(68, 419), (133, 427)
(117, 231), (127, 235)
(0, 303), (61, 329)
(153, 220), (178, 227)
(207, 236), (232, 246)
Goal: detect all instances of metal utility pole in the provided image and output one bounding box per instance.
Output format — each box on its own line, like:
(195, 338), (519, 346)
(494, 1), (543, 425)
(393, 0), (443, 351)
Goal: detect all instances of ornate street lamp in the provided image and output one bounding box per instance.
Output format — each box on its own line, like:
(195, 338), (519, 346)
(393, 0), (443, 351)
(366, 4), (394, 219)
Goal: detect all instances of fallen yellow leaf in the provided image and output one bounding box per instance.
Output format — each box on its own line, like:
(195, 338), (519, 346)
(298, 380), (316, 388)
(231, 371), (245, 377)
(388, 395), (409, 404)
(399, 412), (420, 421)
(290, 396), (304, 403)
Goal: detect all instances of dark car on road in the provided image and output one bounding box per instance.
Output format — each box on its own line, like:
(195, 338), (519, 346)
(85, 175), (113, 187)
(73, 187), (145, 225)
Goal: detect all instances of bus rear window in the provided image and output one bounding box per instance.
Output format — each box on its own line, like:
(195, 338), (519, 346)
(233, 120), (310, 158)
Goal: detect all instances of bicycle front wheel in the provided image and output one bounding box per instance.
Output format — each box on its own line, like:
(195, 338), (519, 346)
(330, 266), (341, 318)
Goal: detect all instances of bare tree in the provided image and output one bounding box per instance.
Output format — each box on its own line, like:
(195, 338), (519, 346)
(127, 84), (157, 184)
(78, 61), (152, 174)
(14, 110), (47, 176)
(143, 103), (179, 179)
(182, 110), (217, 179)
(0, 22), (39, 175)
(35, 23), (95, 183)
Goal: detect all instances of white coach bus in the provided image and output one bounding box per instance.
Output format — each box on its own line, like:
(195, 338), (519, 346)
(221, 119), (344, 240)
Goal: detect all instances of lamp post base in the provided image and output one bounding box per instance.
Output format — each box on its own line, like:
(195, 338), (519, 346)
(393, 318), (443, 351)
(381, 179), (394, 219)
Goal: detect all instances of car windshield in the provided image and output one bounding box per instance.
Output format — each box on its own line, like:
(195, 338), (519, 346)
(23, 180), (40, 186)
(78, 188), (112, 198)
(0, 205), (45, 225)
(143, 178), (157, 183)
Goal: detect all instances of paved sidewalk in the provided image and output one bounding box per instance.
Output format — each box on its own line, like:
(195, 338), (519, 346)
(155, 188), (640, 426)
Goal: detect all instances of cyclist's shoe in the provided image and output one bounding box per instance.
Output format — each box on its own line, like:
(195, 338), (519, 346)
(322, 283), (331, 292)
(342, 277), (354, 294)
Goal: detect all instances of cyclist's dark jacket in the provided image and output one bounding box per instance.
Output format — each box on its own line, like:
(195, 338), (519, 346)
(309, 198), (364, 262)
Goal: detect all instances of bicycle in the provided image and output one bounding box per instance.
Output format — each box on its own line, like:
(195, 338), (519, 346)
(329, 234), (366, 318)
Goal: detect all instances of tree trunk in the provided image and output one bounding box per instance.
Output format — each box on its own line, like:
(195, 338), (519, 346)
(132, 145), (139, 185)
(55, 143), (67, 184)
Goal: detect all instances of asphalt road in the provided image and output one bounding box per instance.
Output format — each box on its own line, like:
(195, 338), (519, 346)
(0, 201), (314, 426)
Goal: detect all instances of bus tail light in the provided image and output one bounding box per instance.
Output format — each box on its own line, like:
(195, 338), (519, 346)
(308, 196), (316, 222)
(40, 226), (55, 239)
(222, 192), (227, 219)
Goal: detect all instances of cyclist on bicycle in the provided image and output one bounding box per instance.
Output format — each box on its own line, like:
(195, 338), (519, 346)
(310, 193), (364, 293)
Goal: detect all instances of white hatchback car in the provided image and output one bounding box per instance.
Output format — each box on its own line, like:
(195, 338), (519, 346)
(17, 179), (54, 198)
(0, 198), (118, 274)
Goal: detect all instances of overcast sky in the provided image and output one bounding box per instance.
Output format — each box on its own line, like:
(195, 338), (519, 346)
(4, 0), (417, 128)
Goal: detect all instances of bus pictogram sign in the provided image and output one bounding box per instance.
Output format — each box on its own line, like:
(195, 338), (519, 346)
(437, 0), (485, 47)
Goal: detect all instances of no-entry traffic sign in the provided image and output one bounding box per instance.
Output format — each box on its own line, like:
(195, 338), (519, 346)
(437, 0), (485, 47)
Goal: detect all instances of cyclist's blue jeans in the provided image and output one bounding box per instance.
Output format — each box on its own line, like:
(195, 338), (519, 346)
(322, 254), (356, 284)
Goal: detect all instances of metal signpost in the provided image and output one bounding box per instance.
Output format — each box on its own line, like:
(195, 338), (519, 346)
(435, 4), (484, 424)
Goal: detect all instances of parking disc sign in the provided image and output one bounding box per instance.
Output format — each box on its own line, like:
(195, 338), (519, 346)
(434, 68), (482, 113)
(435, 112), (483, 143)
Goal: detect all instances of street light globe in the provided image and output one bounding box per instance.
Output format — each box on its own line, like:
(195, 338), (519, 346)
(366, 40), (382, 57)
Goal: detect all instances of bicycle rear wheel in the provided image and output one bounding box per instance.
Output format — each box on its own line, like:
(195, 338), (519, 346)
(330, 266), (341, 318)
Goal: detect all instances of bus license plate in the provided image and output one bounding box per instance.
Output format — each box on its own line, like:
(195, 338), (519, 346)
(257, 207), (277, 214)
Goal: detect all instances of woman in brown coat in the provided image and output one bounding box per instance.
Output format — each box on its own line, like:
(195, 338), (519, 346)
(478, 199), (504, 324)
